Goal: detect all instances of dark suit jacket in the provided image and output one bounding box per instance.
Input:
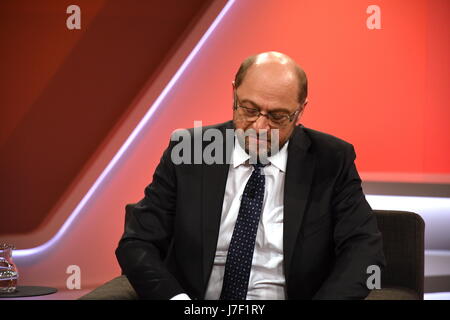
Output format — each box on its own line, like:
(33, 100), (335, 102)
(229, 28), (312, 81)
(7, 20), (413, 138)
(116, 120), (385, 300)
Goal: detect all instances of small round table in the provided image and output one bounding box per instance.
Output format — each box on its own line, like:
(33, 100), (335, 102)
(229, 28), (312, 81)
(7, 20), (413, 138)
(0, 286), (57, 298)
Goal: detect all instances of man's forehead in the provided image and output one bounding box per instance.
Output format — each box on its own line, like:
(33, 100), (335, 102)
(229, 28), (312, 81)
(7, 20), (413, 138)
(240, 64), (298, 93)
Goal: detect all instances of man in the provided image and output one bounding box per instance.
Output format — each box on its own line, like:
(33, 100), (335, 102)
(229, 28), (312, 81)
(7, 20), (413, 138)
(116, 52), (385, 300)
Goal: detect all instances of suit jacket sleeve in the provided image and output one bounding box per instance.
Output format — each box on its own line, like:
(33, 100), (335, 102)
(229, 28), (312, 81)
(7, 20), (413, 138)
(313, 144), (386, 299)
(115, 139), (184, 299)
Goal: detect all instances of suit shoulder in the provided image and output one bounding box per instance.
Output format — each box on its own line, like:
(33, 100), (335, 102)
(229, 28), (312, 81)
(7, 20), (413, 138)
(300, 127), (357, 173)
(302, 126), (354, 154)
(186, 120), (233, 134)
(170, 121), (232, 138)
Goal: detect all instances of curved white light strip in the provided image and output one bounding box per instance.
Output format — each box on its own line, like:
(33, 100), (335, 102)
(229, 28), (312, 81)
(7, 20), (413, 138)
(14, 0), (236, 258)
(366, 194), (450, 214)
(424, 292), (450, 300)
(367, 194), (450, 250)
(366, 194), (450, 235)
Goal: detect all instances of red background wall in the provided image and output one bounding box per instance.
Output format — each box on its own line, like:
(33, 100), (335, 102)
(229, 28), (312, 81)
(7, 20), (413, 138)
(0, 0), (449, 291)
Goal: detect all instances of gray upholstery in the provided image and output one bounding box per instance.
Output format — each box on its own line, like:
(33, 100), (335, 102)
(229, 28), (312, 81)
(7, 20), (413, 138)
(80, 208), (425, 300)
(366, 287), (420, 300)
(366, 210), (424, 300)
(79, 275), (138, 300)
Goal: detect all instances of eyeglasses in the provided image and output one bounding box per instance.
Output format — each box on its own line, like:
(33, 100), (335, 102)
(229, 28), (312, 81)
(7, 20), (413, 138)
(233, 91), (300, 127)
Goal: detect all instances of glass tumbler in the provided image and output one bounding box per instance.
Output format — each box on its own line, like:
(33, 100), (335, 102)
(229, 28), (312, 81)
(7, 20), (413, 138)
(0, 243), (18, 293)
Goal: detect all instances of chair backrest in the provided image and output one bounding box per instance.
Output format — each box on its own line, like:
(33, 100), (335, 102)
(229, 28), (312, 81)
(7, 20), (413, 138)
(373, 210), (425, 299)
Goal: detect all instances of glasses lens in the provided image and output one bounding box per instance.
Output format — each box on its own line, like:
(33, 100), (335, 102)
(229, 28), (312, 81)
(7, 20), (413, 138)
(268, 112), (289, 126)
(241, 107), (259, 119)
(238, 105), (292, 127)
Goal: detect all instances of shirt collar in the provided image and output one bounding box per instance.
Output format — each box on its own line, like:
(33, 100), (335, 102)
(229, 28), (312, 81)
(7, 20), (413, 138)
(268, 140), (288, 172)
(232, 137), (289, 173)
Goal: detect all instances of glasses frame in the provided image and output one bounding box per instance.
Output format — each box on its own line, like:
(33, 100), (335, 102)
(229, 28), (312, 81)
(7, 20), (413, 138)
(233, 91), (300, 127)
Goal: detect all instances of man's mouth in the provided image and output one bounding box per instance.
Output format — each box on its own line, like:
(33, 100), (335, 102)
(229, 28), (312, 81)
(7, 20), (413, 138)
(247, 135), (270, 145)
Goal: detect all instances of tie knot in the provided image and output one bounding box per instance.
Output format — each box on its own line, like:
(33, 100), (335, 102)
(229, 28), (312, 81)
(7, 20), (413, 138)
(252, 163), (266, 171)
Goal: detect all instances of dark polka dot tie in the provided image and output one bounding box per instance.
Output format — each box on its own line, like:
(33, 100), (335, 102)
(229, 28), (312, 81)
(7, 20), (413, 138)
(220, 163), (266, 300)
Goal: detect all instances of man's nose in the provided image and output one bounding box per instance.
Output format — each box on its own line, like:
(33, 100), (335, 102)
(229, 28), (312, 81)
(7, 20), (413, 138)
(252, 114), (271, 131)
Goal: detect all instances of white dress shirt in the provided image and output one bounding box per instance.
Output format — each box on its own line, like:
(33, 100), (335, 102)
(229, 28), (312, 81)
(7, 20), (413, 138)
(204, 138), (288, 300)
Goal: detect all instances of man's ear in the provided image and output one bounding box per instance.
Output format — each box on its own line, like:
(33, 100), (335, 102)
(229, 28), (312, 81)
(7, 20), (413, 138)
(296, 100), (308, 124)
(300, 99), (308, 114)
(231, 81), (237, 110)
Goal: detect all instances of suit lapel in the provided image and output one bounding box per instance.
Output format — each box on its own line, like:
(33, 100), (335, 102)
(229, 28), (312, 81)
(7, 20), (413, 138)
(283, 125), (315, 280)
(201, 121), (233, 288)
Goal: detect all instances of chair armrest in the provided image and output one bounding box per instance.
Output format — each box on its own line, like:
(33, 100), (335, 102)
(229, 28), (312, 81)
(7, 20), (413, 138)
(79, 275), (138, 300)
(365, 287), (421, 300)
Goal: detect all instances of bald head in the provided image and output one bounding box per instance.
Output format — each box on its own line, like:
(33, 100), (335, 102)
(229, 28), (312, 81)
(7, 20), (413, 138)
(234, 51), (308, 104)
